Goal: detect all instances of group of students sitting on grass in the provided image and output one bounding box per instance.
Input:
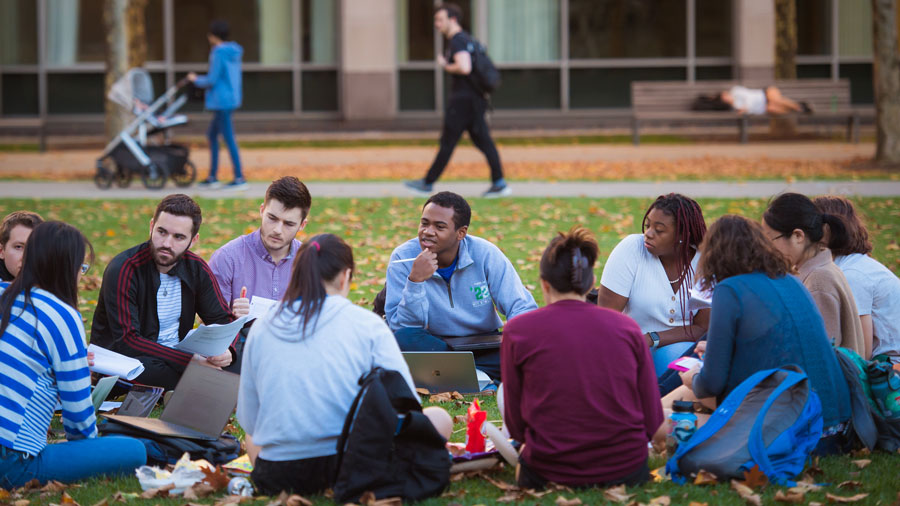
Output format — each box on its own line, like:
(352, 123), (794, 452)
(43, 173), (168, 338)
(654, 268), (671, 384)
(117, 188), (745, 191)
(1, 180), (898, 494)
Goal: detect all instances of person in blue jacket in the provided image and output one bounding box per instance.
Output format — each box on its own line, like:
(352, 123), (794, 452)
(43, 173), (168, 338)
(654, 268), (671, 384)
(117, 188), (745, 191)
(385, 192), (537, 381)
(188, 20), (245, 190)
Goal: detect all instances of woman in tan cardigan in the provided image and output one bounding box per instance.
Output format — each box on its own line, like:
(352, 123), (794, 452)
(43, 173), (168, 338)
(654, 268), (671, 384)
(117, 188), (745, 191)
(762, 193), (869, 358)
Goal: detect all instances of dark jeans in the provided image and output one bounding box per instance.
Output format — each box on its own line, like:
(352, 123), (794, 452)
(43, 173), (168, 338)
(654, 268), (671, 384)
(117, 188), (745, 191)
(132, 355), (185, 391)
(425, 94), (503, 184)
(393, 327), (501, 382)
(517, 457), (650, 491)
(252, 454), (338, 496)
(207, 109), (243, 180)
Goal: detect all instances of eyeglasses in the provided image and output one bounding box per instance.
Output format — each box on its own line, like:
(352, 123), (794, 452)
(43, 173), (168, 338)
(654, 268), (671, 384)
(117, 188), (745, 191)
(81, 263), (90, 275)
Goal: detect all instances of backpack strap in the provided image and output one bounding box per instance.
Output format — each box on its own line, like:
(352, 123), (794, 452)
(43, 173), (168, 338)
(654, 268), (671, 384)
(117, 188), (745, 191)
(666, 367), (780, 482)
(746, 368), (810, 485)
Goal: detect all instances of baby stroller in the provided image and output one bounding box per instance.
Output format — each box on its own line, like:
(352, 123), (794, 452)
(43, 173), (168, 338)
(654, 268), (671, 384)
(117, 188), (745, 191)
(95, 69), (197, 190)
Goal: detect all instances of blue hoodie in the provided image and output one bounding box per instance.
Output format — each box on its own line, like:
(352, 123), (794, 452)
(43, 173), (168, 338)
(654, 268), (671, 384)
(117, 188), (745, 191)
(194, 41), (243, 110)
(385, 235), (538, 336)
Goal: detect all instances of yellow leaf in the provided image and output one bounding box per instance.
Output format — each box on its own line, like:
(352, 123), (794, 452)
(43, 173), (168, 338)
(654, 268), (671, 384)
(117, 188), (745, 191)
(105, 229), (116, 237)
(850, 459), (871, 469)
(730, 479), (762, 506)
(824, 492), (869, 503)
(693, 470), (718, 485)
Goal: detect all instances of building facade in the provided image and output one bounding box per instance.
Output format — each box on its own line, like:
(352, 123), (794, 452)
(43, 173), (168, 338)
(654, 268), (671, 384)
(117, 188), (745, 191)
(0, 0), (879, 133)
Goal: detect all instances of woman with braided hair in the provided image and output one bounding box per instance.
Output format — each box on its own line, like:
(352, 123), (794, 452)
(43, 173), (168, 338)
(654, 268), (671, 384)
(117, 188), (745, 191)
(501, 226), (663, 489)
(598, 194), (710, 386)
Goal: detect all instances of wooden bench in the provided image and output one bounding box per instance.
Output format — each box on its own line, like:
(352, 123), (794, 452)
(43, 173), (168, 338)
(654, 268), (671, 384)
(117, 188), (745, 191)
(0, 116), (47, 152)
(630, 79), (864, 145)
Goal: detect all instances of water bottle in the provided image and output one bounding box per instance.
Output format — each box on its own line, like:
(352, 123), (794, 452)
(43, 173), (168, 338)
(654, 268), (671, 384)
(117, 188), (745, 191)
(868, 361), (900, 420)
(227, 477), (254, 497)
(666, 400), (698, 455)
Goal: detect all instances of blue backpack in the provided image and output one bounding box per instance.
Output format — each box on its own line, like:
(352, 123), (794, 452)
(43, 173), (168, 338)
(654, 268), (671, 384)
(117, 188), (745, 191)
(666, 366), (823, 485)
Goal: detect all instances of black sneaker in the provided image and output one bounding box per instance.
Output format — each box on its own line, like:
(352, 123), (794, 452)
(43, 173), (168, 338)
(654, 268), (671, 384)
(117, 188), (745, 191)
(404, 179), (434, 196)
(482, 183), (511, 198)
(197, 178), (222, 189)
(222, 179), (249, 191)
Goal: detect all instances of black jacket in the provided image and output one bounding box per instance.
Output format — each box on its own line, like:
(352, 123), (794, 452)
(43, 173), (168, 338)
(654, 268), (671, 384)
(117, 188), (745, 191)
(0, 262), (13, 282)
(91, 241), (235, 371)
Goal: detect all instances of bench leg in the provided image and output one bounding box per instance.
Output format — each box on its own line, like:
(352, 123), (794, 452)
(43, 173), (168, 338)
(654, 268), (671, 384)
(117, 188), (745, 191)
(39, 122), (47, 153)
(738, 117), (749, 144)
(846, 114), (860, 144)
(631, 117), (640, 146)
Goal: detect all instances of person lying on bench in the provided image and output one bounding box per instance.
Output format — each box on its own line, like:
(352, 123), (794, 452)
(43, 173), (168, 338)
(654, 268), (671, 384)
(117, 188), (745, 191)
(693, 85), (813, 116)
(384, 192), (537, 382)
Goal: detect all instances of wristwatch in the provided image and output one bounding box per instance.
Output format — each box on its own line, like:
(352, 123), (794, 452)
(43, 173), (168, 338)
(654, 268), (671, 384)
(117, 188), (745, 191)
(648, 331), (661, 350)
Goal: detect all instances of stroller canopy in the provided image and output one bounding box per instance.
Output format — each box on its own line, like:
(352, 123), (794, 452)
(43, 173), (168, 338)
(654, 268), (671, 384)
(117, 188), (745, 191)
(108, 68), (155, 109)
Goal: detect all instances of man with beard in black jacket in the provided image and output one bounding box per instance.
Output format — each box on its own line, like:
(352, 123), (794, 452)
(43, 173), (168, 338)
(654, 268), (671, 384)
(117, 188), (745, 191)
(91, 194), (236, 390)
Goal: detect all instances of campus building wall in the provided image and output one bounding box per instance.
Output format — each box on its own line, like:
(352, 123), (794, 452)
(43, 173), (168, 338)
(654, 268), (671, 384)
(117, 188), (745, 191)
(0, 0), (881, 134)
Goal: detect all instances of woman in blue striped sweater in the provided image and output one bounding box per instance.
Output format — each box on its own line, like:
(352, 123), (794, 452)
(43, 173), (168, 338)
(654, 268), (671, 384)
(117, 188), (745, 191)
(0, 222), (145, 488)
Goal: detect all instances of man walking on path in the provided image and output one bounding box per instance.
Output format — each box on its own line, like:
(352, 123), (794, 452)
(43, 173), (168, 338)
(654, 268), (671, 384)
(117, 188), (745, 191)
(405, 3), (510, 198)
(189, 20), (246, 191)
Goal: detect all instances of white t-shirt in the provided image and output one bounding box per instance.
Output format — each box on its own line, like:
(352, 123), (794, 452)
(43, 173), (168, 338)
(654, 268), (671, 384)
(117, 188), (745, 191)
(156, 272), (182, 348)
(600, 233), (701, 334)
(834, 253), (900, 359)
(729, 85), (767, 115)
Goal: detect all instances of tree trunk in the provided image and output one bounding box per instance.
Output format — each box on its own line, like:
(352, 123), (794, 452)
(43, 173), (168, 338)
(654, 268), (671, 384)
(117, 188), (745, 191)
(772, 0), (797, 136)
(872, 0), (900, 165)
(104, 0), (147, 141)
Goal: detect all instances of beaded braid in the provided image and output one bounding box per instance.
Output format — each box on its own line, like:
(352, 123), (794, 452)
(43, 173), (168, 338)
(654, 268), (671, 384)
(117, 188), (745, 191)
(642, 194), (707, 335)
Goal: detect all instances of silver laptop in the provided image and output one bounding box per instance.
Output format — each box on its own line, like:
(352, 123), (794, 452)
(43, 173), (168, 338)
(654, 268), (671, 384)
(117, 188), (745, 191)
(402, 351), (481, 394)
(103, 362), (239, 440)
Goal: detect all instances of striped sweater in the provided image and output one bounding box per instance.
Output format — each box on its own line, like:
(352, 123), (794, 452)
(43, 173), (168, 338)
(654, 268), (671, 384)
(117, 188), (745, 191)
(0, 282), (97, 456)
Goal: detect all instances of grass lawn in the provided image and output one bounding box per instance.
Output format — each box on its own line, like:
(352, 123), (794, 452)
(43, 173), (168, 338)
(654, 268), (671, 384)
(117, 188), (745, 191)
(1, 196), (898, 505)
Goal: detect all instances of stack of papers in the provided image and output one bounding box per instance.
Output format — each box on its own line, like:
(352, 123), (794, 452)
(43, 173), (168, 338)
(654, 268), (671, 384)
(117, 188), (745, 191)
(88, 344), (145, 380)
(174, 315), (250, 356)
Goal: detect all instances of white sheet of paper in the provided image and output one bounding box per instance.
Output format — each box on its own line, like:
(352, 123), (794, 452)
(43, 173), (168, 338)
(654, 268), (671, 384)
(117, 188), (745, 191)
(174, 315), (250, 356)
(92, 375), (120, 411)
(88, 344), (145, 380)
(671, 356), (704, 371)
(476, 369), (492, 391)
(248, 295), (278, 320)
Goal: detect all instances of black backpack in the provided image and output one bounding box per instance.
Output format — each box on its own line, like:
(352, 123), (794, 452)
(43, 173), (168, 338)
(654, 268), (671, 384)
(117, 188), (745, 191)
(99, 420), (241, 466)
(333, 368), (451, 503)
(465, 38), (501, 95)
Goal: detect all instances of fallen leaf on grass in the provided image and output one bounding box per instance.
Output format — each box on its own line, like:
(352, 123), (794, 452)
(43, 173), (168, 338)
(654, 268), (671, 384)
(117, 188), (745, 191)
(41, 481), (68, 493)
(791, 479), (823, 493)
(183, 482), (217, 500)
(603, 484), (634, 503)
(453, 414), (467, 425)
(850, 459), (870, 469)
(13, 500), (30, 506)
(731, 479), (762, 506)
(739, 465), (769, 488)
(645, 496), (672, 505)
(91, 499), (108, 506)
(774, 490), (805, 503)
(428, 391), (465, 403)
(440, 489), (466, 499)
(213, 495), (254, 506)
(479, 473), (516, 491)
(554, 496), (582, 506)
(688, 503), (707, 506)
(824, 492), (869, 503)
(496, 492), (522, 503)
(693, 470), (718, 485)
(415, 388), (430, 395)
(837, 481), (862, 490)
(201, 465), (232, 490)
(60, 491), (79, 505)
(140, 482), (174, 499)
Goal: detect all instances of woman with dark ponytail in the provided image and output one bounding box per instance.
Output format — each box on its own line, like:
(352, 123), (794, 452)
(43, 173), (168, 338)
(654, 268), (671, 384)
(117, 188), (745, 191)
(501, 226), (663, 490)
(236, 234), (417, 496)
(0, 222), (146, 487)
(762, 193), (868, 357)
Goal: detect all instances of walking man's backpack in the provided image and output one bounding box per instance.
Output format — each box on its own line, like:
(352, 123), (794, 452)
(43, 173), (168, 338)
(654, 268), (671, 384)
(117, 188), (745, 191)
(332, 368), (451, 503)
(466, 38), (501, 95)
(666, 366), (823, 485)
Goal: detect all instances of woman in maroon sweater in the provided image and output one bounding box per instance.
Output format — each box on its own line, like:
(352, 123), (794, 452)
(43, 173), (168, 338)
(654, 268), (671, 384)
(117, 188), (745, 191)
(501, 226), (664, 489)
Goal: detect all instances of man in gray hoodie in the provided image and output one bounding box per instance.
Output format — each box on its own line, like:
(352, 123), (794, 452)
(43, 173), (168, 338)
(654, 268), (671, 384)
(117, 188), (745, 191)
(385, 192), (537, 381)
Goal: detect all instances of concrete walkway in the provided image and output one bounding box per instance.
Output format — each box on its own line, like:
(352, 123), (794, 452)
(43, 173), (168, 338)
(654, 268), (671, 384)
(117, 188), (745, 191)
(1, 180), (898, 199)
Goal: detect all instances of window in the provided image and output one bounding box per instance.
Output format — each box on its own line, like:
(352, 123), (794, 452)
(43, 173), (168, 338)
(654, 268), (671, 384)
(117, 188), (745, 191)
(0, 0), (37, 65)
(838, 0), (872, 57)
(797, 0), (831, 55)
(174, 1), (289, 64)
(696, 0), (731, 57)
(488, 0), (559, 63)
(47, 73), (105, 114)
(491, 69), (560, 109)
(46, 0), (105, 64)
(2, 74), (39, 115)
(302, 0), (336, 63)
(569, 0), (685, 59)
(243, 72), (293, 111)
(397, 0), (435, 62)
(570, 67), (685, 109)
(302, 70), (338, 111)
(399, 70), (435, 111)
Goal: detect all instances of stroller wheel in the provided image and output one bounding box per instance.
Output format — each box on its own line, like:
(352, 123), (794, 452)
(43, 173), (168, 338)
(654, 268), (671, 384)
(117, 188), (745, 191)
(94, 170), (114, 190)
(141, 163), (168, 190)
(115, 165), (134, 188)
(172, 160), (197, 188)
